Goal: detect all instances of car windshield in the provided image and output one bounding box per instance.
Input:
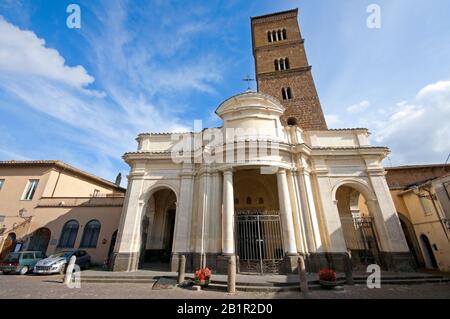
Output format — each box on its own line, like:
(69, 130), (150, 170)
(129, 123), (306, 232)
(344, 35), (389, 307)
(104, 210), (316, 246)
(48, 252), (73, 259)
(3, 253), (20, 262)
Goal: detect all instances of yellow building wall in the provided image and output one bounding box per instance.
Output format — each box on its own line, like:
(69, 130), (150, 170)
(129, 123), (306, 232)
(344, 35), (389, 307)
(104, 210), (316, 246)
(400, 191), (450, 272)
(0, 164), (124, 265)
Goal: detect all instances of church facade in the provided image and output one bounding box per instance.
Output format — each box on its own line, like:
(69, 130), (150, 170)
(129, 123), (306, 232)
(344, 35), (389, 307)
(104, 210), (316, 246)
(111, 9), (415, 274)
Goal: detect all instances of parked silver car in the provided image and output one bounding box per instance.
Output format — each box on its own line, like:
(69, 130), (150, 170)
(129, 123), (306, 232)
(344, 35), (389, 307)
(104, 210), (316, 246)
(33, 250), (91, 275)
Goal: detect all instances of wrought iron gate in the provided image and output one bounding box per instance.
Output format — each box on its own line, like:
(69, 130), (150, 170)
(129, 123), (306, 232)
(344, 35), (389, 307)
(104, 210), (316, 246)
(235, 210), (284, 274)
(340, 216), (381, 269)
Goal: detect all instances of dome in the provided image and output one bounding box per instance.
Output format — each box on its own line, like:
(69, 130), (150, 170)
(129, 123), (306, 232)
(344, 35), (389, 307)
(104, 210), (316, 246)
(215, 91), (285, 118)
(215, 91), (286, 140)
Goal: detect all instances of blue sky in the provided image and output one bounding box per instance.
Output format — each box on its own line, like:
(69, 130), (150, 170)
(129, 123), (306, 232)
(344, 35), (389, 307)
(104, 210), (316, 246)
(0, 0), (449, 185)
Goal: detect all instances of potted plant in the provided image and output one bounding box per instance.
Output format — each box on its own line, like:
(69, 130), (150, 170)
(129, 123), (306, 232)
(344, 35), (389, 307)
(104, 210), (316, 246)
(194, 267), (212, 287)
(318, 268), (337, 289)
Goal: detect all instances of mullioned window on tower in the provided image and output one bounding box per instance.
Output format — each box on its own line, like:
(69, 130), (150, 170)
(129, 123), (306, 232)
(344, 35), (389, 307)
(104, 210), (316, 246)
(267, 29), (287, 42)
(274, 58), (290, 71)
(282, 87), (293, 100)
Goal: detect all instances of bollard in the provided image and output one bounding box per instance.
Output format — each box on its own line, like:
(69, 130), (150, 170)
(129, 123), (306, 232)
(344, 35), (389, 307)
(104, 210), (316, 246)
(298, 256), (309, 293)
(63, 255), (77, 286)
(344, 253), (354, 285)
(177, 255), (186, 284)
(227, 255), (236, 294)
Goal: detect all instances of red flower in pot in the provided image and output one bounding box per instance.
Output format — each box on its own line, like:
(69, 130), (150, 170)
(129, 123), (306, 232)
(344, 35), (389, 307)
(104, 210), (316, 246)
(194, 267), (212, 286)
(318, 268), (337, 288)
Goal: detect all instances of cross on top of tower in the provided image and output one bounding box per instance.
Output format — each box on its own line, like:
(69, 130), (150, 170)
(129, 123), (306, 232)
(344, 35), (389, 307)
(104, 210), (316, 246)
(242, 75), (255, 92)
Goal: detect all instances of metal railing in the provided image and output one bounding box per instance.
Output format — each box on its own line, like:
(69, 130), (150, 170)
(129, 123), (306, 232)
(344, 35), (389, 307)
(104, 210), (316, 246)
(235, 210), (284, 274)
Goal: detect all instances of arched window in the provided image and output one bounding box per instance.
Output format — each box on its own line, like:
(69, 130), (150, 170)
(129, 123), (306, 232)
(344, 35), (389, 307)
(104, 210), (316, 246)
(80, 220), (101, 248)
(285, 58), (290, 70)
(272, 30), (277, 42)
(246, 197), (252, 205)
(287, 87), (293, 99)
(58, 220), (79, 248)
(267, 31), (272, 43)
(282, 87), (293, 100)
(282, 29), (287, 40)
(258, 197), (264, 205)
(274, 59), (280, 71)
(277, 29), (282, 41)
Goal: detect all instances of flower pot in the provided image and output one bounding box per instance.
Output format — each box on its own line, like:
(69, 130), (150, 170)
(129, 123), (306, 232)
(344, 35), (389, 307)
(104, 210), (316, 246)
(319, 280), (338, 289)
(194, 278), (210, 287)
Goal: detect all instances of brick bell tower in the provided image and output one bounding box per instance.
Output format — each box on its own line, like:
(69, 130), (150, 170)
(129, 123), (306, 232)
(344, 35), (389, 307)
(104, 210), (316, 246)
(251, 9), (328, 130)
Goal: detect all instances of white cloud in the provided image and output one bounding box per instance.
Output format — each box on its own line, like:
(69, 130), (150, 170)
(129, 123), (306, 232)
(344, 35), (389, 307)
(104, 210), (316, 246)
(0, 9), (211, 181)
(347, 100), (370, 113)
(0, 16), (94, 88)
(370, 80), (450, 164)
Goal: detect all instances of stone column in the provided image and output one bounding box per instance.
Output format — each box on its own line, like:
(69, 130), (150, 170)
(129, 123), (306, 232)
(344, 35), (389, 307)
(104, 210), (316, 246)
(287, 170), (307, 254)
(217, 169), (235, 273)
(222, 170), (235, 255)
(277, 169), (298, 255)
(171, 172), (194, 272)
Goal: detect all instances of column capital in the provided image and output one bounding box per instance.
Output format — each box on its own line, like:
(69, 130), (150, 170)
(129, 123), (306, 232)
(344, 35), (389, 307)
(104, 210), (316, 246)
(277, 168), (287, 175)
(223, 169), (234, 176)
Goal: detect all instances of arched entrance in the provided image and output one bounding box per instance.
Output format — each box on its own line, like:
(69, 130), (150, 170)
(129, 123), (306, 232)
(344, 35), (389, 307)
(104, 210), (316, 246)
(139, 188), (177, 270)
(335, 184), (381, 270)
(233, 169), (284, 274)
(0, 232), (16, 259)
(398, 214), (422, 268)
(28, 228), (51, 254)
(420, 234), (438, 269)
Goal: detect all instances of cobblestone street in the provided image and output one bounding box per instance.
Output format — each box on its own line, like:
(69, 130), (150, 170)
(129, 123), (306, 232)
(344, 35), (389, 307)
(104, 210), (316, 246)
(1, 274), (449, 299)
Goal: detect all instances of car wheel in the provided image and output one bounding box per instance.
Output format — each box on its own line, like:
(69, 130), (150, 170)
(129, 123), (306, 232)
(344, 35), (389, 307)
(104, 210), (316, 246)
(19, 266), (28, 275)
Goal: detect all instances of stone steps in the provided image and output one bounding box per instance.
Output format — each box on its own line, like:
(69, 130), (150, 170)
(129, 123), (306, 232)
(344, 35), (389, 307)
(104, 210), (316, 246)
(81, 277), (157, 284)
(80, 274), (450, 289)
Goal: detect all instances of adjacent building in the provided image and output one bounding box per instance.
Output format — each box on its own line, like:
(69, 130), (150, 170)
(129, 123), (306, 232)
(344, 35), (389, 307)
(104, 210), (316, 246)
(386, 164), (450, 272)
(0, 161), (125, 264)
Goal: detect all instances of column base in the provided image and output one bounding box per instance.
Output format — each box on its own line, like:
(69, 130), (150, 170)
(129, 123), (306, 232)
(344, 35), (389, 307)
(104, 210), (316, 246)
(111, 252), (139, 272)
(216, 254), (235, 274)
(283, 255), (299, 274)
(191, 253), (221, 272)
(305, 252), (349, 273)
(170, 252), (194, 272)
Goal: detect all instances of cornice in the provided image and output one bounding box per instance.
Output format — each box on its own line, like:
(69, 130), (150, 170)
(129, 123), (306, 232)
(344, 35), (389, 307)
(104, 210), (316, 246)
(257, 66), (312, 79)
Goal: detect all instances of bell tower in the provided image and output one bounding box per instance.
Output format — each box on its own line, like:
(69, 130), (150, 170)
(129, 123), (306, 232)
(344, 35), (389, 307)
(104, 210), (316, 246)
(251, 9), (328, 130)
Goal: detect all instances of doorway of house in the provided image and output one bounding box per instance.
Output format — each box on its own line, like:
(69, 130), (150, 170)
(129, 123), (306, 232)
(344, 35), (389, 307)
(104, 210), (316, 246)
(420, 234), (438, 269)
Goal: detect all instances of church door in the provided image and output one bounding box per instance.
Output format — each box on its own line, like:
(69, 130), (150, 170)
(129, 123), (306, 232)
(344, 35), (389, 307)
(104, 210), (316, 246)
(235, 210), (284, 274)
